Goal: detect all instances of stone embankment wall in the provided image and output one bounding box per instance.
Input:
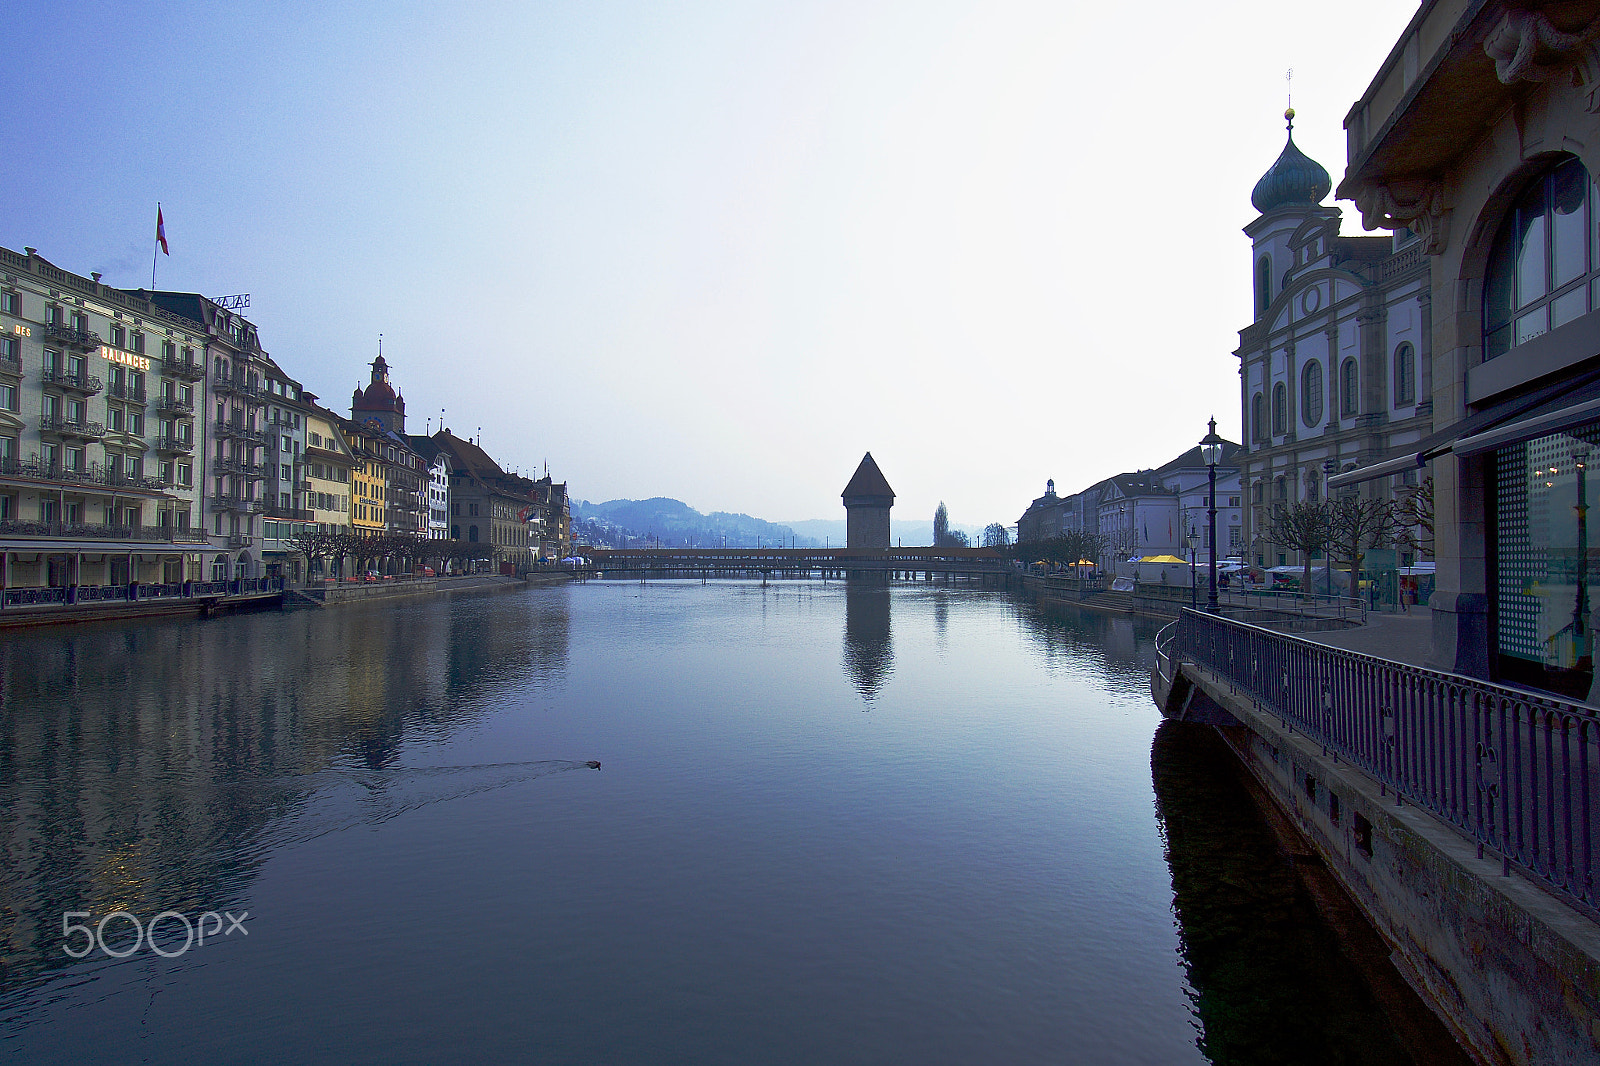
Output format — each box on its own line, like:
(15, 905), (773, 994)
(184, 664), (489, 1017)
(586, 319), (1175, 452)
(1171, 664), (1600, 1066)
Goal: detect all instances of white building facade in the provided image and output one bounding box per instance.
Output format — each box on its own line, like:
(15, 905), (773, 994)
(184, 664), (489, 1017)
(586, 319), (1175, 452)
(1237, 112), (1432, 572)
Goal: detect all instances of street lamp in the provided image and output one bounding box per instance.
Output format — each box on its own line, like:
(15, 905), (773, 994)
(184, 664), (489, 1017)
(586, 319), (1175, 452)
(1201, 417), (1225, 612)
(1185, 525), (1200, 609)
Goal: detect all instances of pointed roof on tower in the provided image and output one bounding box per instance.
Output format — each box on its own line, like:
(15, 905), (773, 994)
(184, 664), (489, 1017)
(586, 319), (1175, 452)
(842, 452), (895, 500)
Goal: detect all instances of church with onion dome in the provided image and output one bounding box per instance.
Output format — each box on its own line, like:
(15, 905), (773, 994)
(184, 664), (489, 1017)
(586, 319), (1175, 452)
(1234, 107), (1433, 575)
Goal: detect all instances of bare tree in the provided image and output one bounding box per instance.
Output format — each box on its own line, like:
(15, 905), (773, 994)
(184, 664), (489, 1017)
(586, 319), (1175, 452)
(1265, 500), (1335, 595)
(1329, 494), (1403, 601)
(982, 522), (1010, 548)
(1395, 475), (1434, 559)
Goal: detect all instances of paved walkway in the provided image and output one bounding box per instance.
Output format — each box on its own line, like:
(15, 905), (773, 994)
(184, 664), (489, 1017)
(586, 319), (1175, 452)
(1263, 609), (1439, 672)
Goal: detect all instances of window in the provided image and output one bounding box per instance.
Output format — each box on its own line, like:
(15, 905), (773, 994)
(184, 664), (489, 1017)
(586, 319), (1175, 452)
(109, 324), (125, 348)
(129, 411), (143, 435)
(163, 340), (175, 361)
(131, 331), (144, 354)
(0, 382), (14, 412)
(1341, 358), (1359, 416)
(1272, 383), (1287, 435)
(1255, 256), (1272, 316)
(1394, 342), (1416, 405)
(107, 405), (124, 433)
(1251, 393), (1265, 441)
(1486, 156), (1599, 360)
(47, 305), (62, 326)
(1301, 361), (1323, 426)
(1, 291), (17, 315)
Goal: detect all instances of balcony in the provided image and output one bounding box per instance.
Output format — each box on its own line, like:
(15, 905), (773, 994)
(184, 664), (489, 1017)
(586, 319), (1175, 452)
(0, 457), (164, 491)
(41, 369), (103, 395)
(0, 518), (179, 542)
(43, 324), (102, 352)
(38, 417), (106, 441)
(227, 534), (254, 548)
(211, 494), (267, 514)
(107, 381), (147, 404)
(264, 505), (314, 521)
(163, 358), (205, 381)
(213, 454), (266, 478)
(214, 421), (268, 445)
(211, 375), (262, 400)
(156, 396), (194, 414)
(154, 436), (194, 455)
(0, 349), (20, 377)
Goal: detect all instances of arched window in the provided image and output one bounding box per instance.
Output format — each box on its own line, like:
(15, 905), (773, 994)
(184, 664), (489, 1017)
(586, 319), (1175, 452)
(1393, 342), (1415, 405)
(1274, 476), (1288, 501)
(1255, 255), (1272, 316)
(1251, 393), (1265, 441)
(1341, 358), (1359, 416)
(1485, 155), (1598, 360)
(1301, 361), (1323, 426)
(1272, 383), (1287, 435)
(469, 525), (479, 542)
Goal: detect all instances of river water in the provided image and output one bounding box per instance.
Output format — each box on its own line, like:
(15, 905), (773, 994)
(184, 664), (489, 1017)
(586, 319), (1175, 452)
(0, 580), (1454, 1063)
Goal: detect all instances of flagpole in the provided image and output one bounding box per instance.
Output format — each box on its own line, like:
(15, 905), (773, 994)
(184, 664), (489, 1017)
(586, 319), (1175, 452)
(152, 202), (161, 289)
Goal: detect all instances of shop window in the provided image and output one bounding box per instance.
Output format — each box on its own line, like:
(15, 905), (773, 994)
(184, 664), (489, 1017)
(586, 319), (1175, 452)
(1495, 420), (1600, 698)
(1485, 156), (1599, 360)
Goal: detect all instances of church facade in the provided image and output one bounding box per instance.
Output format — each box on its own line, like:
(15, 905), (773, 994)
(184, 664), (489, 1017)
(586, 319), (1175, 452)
(1236, 110), (1432, 573)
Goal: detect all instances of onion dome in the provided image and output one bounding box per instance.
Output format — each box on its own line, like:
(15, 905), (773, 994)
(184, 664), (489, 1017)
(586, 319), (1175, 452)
(1251, 108), (1331, 213)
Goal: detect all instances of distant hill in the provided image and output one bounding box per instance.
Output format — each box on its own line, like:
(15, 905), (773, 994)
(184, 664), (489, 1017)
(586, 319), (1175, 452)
(782, 518), (984, 548)
(573, 498), (821, 549)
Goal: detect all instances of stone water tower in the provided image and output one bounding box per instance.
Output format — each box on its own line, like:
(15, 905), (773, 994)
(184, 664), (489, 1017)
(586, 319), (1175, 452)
(842, 452), (895, 548)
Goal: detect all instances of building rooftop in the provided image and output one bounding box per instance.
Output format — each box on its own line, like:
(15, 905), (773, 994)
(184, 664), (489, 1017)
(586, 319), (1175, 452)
(841, 452), (895, 500)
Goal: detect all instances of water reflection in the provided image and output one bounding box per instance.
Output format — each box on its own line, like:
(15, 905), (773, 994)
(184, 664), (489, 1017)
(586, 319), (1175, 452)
(1009, 594), (1160, 696)
(0, 589), (571, 995)
(841, 577), (893, 701)
(1151, 720), (1469, 1065)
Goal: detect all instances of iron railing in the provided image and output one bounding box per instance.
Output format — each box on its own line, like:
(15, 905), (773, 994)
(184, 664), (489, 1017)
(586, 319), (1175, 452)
(43, 324), (100, 351)
(0, 577), (286, 609)
(40, 369), (102, 394)
(0, 519), (177, 541)
(1175, 608), (1600, 914)
(162, 359), (205, 381)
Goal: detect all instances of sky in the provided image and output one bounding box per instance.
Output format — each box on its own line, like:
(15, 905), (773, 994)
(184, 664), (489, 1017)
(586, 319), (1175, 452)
(2, 1), (1421, 531)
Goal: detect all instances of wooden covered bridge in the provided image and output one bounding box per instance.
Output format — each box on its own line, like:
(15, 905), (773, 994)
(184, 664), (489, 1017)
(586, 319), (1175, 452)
(586, 546), (1016, 586)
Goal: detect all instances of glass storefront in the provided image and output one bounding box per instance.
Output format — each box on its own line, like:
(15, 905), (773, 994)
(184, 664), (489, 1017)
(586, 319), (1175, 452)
(1495, 419), (1600, 697)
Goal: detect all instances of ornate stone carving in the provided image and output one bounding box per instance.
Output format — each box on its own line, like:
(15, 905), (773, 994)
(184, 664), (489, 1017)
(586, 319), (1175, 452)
(1485, 8), (1600, 111)
(1354, 180), (1450, 254)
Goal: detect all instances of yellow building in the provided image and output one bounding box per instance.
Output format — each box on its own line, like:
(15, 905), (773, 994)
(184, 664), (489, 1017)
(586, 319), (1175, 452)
(304, 404), (353, 537)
